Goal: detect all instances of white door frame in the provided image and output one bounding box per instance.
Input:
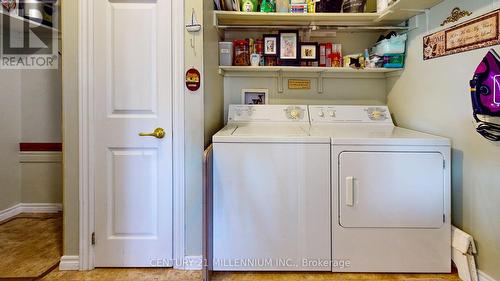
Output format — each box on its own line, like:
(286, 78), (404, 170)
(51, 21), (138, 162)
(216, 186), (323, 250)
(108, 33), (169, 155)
(78, 0), (185, 270)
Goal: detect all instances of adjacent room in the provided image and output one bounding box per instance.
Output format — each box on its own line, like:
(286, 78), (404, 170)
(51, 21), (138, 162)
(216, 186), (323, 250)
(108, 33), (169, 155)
(0, 0), (499, 281)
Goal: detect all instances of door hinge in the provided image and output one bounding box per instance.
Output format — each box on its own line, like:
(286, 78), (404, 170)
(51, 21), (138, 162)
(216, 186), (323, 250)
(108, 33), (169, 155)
(91, 232), (95, 245)
(443, 214), (446, 223)
(443, 160), (446, 169)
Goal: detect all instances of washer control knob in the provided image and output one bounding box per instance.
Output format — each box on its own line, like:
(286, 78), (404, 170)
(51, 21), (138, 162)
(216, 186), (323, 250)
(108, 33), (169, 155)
(290, 110), (300, 119)
(329, 110), (336, 117)
(318, 110), (325, 117)
(372, 111), (382, 119)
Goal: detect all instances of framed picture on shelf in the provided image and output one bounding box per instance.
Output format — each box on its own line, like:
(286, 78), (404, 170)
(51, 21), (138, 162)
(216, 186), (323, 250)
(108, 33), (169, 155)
(300, 42), (318, 62)
(278, 30), (299, 66)
(263, 34), (278, 56)
(241, 89), (269, 105)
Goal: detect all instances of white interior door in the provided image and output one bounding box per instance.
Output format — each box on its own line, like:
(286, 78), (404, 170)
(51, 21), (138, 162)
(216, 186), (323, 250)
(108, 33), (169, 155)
(93, 0), (173, 267)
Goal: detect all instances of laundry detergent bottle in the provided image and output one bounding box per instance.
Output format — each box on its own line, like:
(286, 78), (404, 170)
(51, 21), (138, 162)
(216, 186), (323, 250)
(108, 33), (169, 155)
(241, 0), (258, 11)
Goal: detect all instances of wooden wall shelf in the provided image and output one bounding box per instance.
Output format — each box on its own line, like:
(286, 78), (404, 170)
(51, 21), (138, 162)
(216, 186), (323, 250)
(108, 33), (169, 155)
(219, 66), (402, 79)
(214, 0), (444, 29)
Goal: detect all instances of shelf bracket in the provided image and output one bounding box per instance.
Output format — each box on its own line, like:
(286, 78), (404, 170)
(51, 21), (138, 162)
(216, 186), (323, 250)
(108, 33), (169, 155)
(318, 71), (324, 94)
(278, 70), (284, 93)
(424, 8), (431, 33)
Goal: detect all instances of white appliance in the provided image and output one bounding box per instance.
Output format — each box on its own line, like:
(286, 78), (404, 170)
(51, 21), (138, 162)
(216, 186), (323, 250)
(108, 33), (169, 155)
(212, 105), (331, 271)
(309, 105), (451, 273)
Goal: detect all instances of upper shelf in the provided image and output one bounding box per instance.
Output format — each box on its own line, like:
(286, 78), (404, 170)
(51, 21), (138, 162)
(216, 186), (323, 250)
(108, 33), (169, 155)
(377, 0), (444, 22)
(214, 0), (443, 29)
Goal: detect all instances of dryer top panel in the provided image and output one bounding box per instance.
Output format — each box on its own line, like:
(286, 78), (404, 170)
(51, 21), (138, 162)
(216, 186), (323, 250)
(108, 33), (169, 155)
(309, 105), (394, 125)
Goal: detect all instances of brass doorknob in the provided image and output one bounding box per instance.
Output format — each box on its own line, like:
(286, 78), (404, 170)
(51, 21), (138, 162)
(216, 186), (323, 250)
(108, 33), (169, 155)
(138, 128), (165, 139)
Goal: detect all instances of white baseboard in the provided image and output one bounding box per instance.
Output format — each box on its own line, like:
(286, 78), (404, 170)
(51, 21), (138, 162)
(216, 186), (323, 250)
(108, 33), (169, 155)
(479, 270), (498, 281)
(0, 204), (22, 223)
(59, 255), (80, 271)
(183, 256), (203, 270)
(0, 203), (62, 223)
(19, 203), (62, 213)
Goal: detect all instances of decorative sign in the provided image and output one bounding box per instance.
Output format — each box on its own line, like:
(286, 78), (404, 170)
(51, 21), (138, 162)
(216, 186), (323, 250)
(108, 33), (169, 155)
(424, 10), (500, 60)
(185, 68), (201, 91)
(288, 79), (311, 90)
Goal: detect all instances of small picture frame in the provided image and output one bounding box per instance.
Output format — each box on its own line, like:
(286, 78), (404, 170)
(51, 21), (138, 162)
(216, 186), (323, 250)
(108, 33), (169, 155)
(278, 30), (299, 66)
(241, 89), (269, 105)
(300, 42), (318, 62)
(263, 34), (278, 56)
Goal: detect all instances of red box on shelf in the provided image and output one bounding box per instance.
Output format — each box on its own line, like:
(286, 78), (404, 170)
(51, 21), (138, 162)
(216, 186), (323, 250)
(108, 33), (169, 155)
(320, 43), (333, 67)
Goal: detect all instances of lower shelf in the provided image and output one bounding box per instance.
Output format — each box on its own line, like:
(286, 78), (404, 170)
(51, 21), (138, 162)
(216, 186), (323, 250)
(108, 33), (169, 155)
(218, 66), (403, 78)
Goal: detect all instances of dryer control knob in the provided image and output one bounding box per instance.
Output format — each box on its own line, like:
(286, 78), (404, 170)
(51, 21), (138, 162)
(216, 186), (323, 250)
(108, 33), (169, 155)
(318, 111), (325, 117)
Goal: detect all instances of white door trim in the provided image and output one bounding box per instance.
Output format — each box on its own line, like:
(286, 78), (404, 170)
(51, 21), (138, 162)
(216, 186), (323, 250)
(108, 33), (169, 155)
(171, 0), (187, 270)
(78, 0), (185, 270)
(78, 0), (94, 270)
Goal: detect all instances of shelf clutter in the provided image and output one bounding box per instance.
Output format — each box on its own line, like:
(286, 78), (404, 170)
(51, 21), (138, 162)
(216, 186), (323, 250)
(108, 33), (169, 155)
(214, 0), (443, 79)
(219, 30), (407, 75)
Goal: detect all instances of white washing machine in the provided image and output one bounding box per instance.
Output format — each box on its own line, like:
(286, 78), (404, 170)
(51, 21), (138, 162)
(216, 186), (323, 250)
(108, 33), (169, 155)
(309, 105), (451, 273)
(212, 105), (331, 271)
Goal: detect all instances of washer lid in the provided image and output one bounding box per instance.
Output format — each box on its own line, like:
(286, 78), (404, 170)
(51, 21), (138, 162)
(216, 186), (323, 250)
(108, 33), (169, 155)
(233, 124), (308, 136)
(213, 124), (329, 143)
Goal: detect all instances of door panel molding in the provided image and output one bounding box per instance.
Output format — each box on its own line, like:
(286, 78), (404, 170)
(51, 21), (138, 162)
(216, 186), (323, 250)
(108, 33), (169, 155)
(78, 0), (185, 270)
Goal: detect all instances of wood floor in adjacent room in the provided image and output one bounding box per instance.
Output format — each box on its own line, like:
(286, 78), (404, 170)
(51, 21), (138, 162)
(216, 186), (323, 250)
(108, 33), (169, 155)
(0, 213), (62, 279)
(0, 213), (461, 281)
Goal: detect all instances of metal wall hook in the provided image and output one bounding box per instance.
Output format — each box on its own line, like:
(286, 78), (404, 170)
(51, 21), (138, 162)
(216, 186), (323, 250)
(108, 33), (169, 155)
(186, 8), (202, 33)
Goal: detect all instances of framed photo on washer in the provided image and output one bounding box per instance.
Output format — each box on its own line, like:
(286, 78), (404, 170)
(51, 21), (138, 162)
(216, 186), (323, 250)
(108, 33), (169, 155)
(278, 30), (299, 66)
(241, 89), (269, 105)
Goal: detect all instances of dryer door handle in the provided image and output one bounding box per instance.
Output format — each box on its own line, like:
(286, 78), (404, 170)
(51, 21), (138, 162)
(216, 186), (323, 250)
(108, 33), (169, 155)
(346, 176), (355, 207)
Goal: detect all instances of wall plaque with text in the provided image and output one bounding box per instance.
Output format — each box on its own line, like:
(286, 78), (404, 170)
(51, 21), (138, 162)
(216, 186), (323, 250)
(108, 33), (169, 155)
(424, 10), (500, 60)
(288, 79), (311, 90)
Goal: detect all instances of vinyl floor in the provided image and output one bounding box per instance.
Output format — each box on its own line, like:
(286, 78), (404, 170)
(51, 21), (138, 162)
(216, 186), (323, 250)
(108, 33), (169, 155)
(0, 214), (461, 281)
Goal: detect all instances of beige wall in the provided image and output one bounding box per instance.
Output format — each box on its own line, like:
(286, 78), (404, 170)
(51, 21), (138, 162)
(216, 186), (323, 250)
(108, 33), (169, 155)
(184, 0), (205, 256)
(203, 0), (224, 148)
(21, 160), (62, 203)
(387, 0), (500, 279)
(0, 68), (21, 211)
(61, 0), (80, 256)
(21, 68), (62, 142)
(1, 12), (62, 212)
